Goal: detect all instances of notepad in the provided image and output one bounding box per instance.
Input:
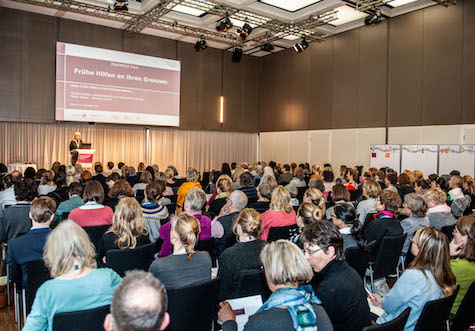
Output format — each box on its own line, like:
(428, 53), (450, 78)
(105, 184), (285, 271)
(226, 295), (263, 331)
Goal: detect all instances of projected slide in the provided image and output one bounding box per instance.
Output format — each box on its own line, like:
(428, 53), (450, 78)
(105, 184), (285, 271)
(56, 42), (180, 126)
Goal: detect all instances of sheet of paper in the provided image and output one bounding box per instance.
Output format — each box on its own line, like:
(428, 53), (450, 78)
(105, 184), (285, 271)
(367, 298), (385, 317)
(226, 295), (263, 331)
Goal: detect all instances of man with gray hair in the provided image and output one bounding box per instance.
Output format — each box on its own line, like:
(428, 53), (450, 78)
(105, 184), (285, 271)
(213, 190), (248, 255)
(104, 271), (170, 331)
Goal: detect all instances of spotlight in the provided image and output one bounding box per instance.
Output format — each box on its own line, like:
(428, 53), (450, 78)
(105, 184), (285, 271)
(231, 48), (243, 63)
(260, 43), (275, 52)
(112, 0), (128, 11)
(293, 38), (309, 53)
(194, 39), (207, 52)
(235, 23), (253, 40)
(216, 17), (233, 32)
(365, 9), (382, 26)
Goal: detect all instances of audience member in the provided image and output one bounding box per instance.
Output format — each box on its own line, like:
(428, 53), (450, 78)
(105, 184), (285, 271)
(344, 169), (358, 191)
(260, 186), (297, 241)
(397, 173), (415, 199)
(423, 188), (456, 230)
(292, 202), (323, 244)
(154, 172), (174, 197)
(24, 167), (36, 180)
(104, 271), (170, 331)
(47, 171), (69, 205)
(414, 179), (430, 195)
(53, 182), (84, 225)
(322, 171), (335, 199)
(232, 167), (245, 190)
(288, 167), (306, 188)
(104, 179), (134, 210)
(277, 164), (292, 186)
(92, 164), (107, 188)
(304, 188), (326, 213)
(448, 216), (475, 314)
(150, 213), (211, 289)
(369, 227), (457, 331)
(38, 170), (56, 196)
(331, 203), (367, 252)
(208, 174), (233, 217)
(142, 181), (169, 243)
(400, 193), (430, 253)
(218, 208), (268, 300)
(23, 220), (121, 331)
(98, 197), (151, 264)
(356, 180), (381, 225)
(384, 173), (398, 193)
(248, 183), (271, 212)
(219, 240), (333, 331)
(80, 170), (92, 185)
(325, 184), (352, 220)
(7, 196), (55, 286)
(365, 189), (403, 260)
(238, 172), (258, 205)
(285, 184), (299, 207)
(158, 187), (211, 258)
(65, 165), (76, 186)
(301, 221), (371, 331)
(0, 179), (37, 243)
(448, 175), (472, 217)
(132, 171), (153, 197)
(68, 180), (114, 227)
(176, 168), (201, 212)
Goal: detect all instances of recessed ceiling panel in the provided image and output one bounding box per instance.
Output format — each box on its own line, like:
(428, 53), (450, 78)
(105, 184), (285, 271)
(330, 5), (367, 26)
(258, 0), (321, 12)
(172, 4), (207, 16)
(387, 0), (421, 7)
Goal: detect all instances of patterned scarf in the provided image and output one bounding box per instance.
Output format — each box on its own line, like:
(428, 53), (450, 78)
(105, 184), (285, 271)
(257, 285), (321, 331)
(373, 210), (397, 219)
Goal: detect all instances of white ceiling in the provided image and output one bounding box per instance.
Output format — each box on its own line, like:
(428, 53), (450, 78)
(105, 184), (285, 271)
(0, 0), (439, 56)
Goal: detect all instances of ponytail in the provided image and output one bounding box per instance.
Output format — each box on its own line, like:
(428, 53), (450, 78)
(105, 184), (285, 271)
(173, 213), (201, 261)
(334, 204), (368, 251)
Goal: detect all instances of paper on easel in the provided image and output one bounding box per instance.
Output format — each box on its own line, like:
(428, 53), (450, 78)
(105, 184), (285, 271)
(367, 298), (385, 317)
(226, 295), (263, 331)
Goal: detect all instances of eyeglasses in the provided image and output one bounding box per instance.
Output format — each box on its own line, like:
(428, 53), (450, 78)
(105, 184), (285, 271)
(304, 247), (323, 255)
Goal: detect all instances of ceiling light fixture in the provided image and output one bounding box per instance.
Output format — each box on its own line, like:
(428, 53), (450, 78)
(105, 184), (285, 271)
(261, 43), (275, 52)
(365, 9), (382, 26)
(194, 39), (207, 51)
(235, 23), (253, 40)
(216, 16), (233, 32)
(293, 38), (309, 53)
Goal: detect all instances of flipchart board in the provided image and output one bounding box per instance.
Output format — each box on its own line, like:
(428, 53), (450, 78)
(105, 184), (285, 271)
(439, 145), (475, 177)
(370, 145), (401, 173)
(401, 145), (438, 178)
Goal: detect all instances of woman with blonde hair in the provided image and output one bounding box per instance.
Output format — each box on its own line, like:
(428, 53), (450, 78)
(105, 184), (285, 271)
(370, 227), (457, 331)
(98, 197), (151, 264)
(23, 220), (121, 331)
(65, 165), (76, 186)
(208, 174), (234, 217)
(291, 202), (324, 244)
(218, 208), (268, 299)
(176, 168), (201, 213)
(218, 240), (332, 331)
(424, 188), (456, 230)
(356, 180), (382, 225)
(260, 186), (297, 241)
(303, 188), (326, 213)
(232, 167), (245, 190)
(149, 213), (211, 290)
(288, 167), (306, 188)
(449, 216), (475, 314)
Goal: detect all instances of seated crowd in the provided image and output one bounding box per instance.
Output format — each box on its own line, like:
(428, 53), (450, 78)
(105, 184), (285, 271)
(0, 160), (474, 331)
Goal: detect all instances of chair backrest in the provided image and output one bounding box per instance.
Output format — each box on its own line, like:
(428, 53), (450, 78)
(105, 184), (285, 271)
(297, 187), (307, 203)
(362, 307), (411, 331)
(267, 224), (300, 242)
(196, 237), (217, 260)
(83, 225), (110, 251)
(25, 259), (51, 314)
(166, 278), (220, 331)
(413, 286), (459, 331)
(234, 269), (272, 302)
(166, 203), (176, 216)
(345, 241), (376, 279)
(52, 305), (110, 331)
(135, 189), (145, 204)
(451, 281), (475, 331)
(373, 234), (407, 279)
(62, 212), (70, 220)
(440, 225), (456, 242)
(106, 242), (155, 277)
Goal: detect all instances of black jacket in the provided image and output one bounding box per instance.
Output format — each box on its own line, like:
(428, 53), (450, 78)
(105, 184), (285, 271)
(312, 259), (371, 331)
(215, 212), (239, 256)
(69, 139), (83, 151)
(0, 203), (32, 244)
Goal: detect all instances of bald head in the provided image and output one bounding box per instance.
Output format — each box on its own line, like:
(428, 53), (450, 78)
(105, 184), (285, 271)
(11, 171), (22, 183)
(229, 190), (248, 212)
(107, 271), (169, 331)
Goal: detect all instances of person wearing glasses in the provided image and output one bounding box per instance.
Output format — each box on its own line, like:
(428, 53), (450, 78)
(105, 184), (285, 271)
(449, 216), (475, 314)
(300, 221), (371, 331)
(369, 227), (457, 331)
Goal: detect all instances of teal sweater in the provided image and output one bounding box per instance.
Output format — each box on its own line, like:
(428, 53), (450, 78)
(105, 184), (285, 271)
(54, 196), (84, 221)
(23, 268), (121, 331)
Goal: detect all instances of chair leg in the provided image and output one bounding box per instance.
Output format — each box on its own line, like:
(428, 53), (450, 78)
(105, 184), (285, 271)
(369, 266), (375, 293)
(22, 288), (27, 323)
(7, 279), (10, 306)
(13, 283), (18, 324)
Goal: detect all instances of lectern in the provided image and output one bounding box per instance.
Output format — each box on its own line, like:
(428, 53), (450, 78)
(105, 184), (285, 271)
(74, 149), (96, 168)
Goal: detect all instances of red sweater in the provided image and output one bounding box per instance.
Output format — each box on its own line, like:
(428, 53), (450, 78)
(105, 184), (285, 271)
(69, 205), (114, 227)
(260, 210), (297, 241)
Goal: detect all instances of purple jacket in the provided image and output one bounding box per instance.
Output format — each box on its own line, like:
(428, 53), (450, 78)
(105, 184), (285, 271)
(157, 213), (212, 258)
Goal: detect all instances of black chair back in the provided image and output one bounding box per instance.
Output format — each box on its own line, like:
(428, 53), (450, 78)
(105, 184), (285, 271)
(373, 234), (407, 279)
(106, 242), (155, 277)
(25, 259), (51, 314)
(267, 224), (300, 242)
(52, 305), (110, 331)
(83, 225), (110, 251)
(413, 286), (459, 331)
(166, 278), (220, 331)
(349, 190), (360, 202)
(440, 225), (456, 242)
(234, 269), (271, 302)
(135, 189), (145, 204)
(196, 237), (217, 261)
(451, 281), (475, 331)
(345, 241), (376, 279)
(62, 212), (69, 220)
(166, 203), (176, 216)
(362, 307), (411, 331)
(297, 187), (307, 203)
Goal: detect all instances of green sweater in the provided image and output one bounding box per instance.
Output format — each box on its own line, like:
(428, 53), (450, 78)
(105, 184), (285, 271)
(23, 268), (121, 331)
(450, 258), (475, 314)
